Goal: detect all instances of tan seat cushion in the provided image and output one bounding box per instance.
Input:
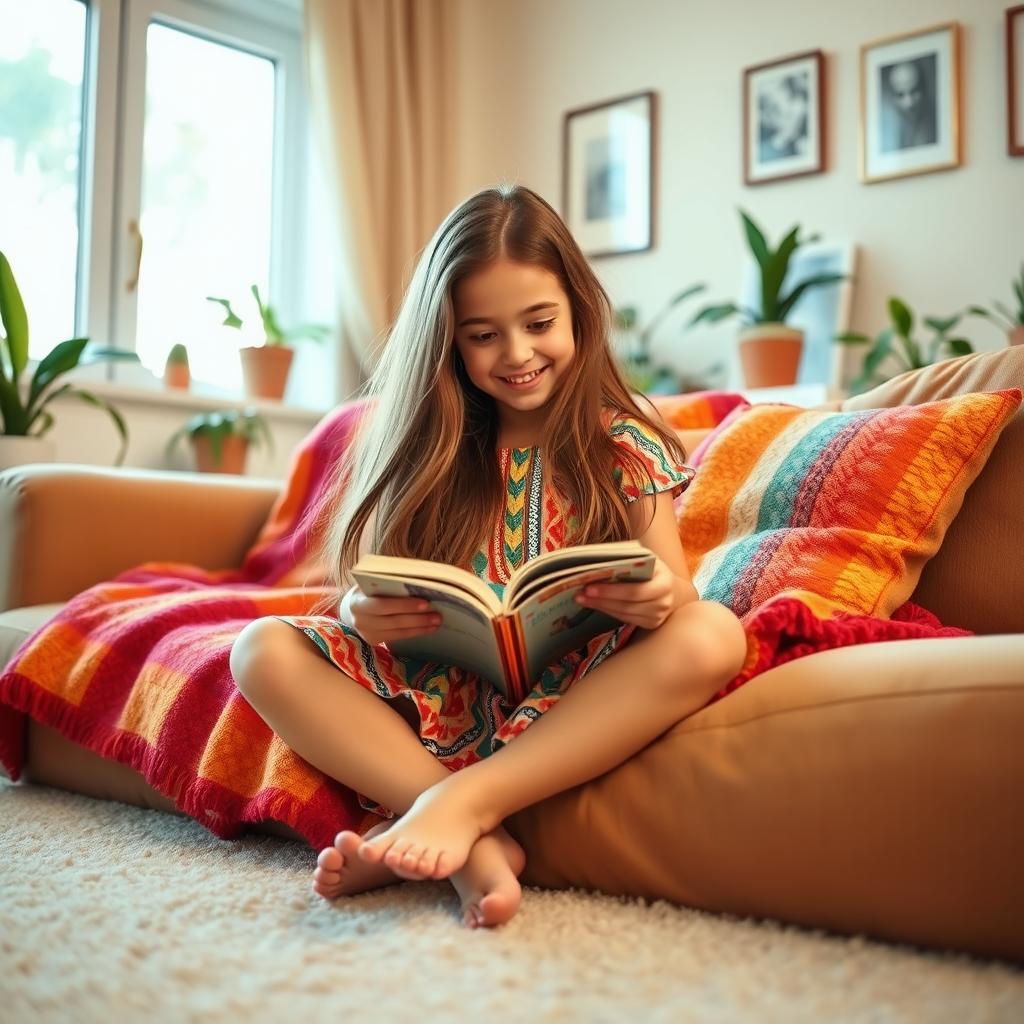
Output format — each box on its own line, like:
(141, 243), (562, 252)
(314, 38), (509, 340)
(842, 346), (1024, 633)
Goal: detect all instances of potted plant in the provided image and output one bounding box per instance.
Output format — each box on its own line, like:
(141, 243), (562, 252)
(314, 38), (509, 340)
(687, 210), (846, 388)
(207, 285), (328, 401)
(166, 407), (274, 475)
(614, 282), (706, 394)
(163, 343), (190, 389)
(0, 250), (134, 470)
(967, 264), (1024, 347)
(835, 297), (974, 395)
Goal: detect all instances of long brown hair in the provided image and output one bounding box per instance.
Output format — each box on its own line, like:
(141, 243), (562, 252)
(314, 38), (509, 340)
(320, 183), (687, 595)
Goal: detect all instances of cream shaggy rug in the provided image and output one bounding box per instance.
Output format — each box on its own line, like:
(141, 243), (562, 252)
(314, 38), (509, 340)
(2, 778), (1022, 1023)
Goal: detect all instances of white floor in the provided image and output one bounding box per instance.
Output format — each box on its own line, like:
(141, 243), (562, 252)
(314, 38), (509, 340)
(2, 778), (1022, 1023)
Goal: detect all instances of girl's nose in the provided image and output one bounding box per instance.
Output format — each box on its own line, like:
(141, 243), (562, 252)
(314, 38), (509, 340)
(504, 330), (534, 367)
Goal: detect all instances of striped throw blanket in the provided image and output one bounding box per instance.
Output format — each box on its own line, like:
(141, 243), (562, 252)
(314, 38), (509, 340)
(0, 397), (974, 850)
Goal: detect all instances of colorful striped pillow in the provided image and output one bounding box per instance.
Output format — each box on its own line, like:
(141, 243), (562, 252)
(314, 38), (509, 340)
(676, 389), (1022, 620)
(648, 390), (749, 430)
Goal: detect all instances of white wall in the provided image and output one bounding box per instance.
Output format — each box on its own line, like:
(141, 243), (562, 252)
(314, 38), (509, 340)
(453, 0), (1023, 389)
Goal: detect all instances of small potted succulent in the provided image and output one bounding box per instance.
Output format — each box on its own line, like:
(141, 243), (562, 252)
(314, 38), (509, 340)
(835, 296), (974, 395)
(207, 285), (328, 401)
(967, 264), (1024, 347)
(166, 407), (274, 475)
(163, 343), (190, 389)
(687, 210), (845, 387)
(0, 249), (135, 470)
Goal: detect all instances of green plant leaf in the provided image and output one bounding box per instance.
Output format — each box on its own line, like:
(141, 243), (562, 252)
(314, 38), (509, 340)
(687, 303), (740, 327)
(0, 370), (26, 434)
(0, 251), (29, 379)
(834, 332), (869, 345)
(80, 345), (141, 364)
(994, 300), (1018, 326)
(739, 211), (770, 272)
(946, 338), (974, 356)
(34, 385), (129, 465)
(888, 297), (913, 338)
(776, 272), (846, 322)
(25, 337), (89, 415)
(861, 327), (894, 378)
(760, 225), (801, 321)
(207, 297), (242, 329)
(923, 314), (960, 335)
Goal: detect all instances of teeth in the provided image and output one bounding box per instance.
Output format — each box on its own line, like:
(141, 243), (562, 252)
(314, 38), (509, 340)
(504, 368), (543, 384)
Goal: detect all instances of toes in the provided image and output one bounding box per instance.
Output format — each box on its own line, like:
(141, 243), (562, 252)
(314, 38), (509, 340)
(337, 832), (363, 860)
(358, 834), (393, 864)
(381, 838), (412, 870)
(432, 849), (460, 880)
(317, 847), (343, 870)
(415, 847), (439, 877)
(313, 866), (341, 885)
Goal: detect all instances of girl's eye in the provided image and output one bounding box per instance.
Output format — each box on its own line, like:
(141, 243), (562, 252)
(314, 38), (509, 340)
(469, 319), (554, 343)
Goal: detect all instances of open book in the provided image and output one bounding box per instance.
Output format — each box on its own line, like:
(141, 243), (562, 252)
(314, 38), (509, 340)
(352, 540), (655, 705)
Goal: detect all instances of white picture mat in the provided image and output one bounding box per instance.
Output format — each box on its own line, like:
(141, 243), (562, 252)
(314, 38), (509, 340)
(740, 242), (858, 392)
(567, 96), (650, 254)
(863, 27), (957, 178)
(746, 54), (821, 181)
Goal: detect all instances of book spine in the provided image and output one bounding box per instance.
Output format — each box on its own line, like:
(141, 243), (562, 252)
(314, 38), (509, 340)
(510, 612), (529, 704)
(492, 616), (520, 701)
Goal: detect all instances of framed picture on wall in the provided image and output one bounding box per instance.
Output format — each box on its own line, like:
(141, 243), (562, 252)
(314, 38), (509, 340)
(562, 91), (655, 258)
(743, 50), (825, 185)
(1008, 4), (1024, 156)
(859, 22), (962, 183)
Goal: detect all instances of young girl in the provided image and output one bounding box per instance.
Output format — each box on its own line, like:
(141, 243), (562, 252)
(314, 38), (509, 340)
(230, 184), (747, 929)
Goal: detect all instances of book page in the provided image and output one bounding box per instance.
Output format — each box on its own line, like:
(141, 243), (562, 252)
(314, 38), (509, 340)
(514, 557), (655, 685)
(351, 571), (508, 692)
(354, 554), (501, 615)
(504, 540), (649, 609)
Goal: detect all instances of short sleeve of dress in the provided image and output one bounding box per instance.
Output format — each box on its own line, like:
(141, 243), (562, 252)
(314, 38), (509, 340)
(608, 412), (696, 504)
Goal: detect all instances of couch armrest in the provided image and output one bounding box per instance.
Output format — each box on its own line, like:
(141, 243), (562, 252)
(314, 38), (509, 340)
(0, 464), (281, 611)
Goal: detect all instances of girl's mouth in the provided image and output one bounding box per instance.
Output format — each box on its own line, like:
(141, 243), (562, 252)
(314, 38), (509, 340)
(499, 365), (548, 389)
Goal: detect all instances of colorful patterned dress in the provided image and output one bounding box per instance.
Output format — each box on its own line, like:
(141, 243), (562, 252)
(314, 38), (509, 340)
(279, 412), (694, 817)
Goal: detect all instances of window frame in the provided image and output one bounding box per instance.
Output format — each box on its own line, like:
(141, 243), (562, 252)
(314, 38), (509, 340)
(79, 0), (308, 384)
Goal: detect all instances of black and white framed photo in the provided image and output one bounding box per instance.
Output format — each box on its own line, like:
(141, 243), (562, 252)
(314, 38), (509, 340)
(562, 91), (655, 258)
(860, 22), (962, 183)
(1008, 4), (1024, 156)
(743, 50), (825, 185)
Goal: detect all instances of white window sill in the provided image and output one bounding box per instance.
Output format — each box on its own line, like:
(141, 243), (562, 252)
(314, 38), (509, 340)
(64, 365), (329, 427)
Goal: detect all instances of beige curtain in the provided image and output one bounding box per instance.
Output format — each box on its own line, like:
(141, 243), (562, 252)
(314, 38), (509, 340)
(304, 0), (458, 396)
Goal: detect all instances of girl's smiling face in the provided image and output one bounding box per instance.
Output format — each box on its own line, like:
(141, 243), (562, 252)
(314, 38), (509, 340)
(452, 259), (576, 443)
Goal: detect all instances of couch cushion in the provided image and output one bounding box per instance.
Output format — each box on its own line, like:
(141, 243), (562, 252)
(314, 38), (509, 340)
(675, 389), (1020, 620)
(511, 633), (1024, 963)
(842, 346), (1024, 633)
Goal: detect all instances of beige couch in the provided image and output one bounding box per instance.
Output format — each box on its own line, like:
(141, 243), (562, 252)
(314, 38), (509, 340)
(2, 347), (1022, 963)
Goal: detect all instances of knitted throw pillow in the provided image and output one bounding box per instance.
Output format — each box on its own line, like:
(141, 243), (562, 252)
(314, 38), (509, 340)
(676, 389), (1022, 619)
(648, 390), (750, 430)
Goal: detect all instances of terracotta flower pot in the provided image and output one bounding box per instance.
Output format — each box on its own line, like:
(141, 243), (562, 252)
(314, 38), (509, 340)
(239, 345), (294, 401)
(192, 434), (249, 475)
(0, 435), (56, 471)
(164, 362), (190, 389)
(1008, 326), (1024, 347)
(738, 324), (804, 388)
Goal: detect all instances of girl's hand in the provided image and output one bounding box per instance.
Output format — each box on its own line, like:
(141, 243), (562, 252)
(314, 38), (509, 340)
(342, 586), (442, 647)
(574, 557), (685, 630)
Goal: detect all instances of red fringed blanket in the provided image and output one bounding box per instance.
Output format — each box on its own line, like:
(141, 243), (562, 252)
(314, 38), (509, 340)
(0, 402), (969, 850)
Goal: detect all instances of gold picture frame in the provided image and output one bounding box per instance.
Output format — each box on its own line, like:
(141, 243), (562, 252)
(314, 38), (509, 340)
(859, 21), (962, 183)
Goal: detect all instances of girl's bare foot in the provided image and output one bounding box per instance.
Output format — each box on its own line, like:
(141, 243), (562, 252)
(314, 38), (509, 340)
(448, 826), (526, 929)
(357, 776), (491, 880)
(312, 821), (406, 899)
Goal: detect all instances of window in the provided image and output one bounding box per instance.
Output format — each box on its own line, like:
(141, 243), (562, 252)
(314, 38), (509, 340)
(1, 0), (323, 400)
(0, 0), (87, 359)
